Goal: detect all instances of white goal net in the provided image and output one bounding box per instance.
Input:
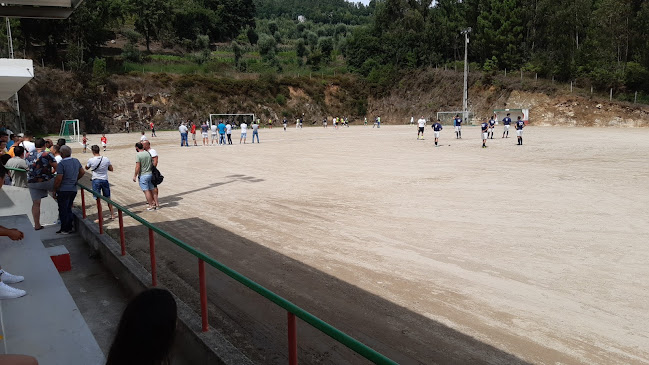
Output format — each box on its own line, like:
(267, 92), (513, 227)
(59, 119), (80, 143)
(435, 111), (475, 126)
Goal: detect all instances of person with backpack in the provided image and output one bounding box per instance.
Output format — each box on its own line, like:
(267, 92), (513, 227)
(86, 145), (115, 221)
(133, 142), (157, 211)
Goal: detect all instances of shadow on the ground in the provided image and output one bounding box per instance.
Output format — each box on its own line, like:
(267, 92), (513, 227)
(110, 218), (530, 365)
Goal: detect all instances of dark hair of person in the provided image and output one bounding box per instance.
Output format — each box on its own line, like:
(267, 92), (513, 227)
(91, 145), (100, 154)
(13, 146), (24, 158)
(34, 138), (46, 148)
(0, 131), (7, 137)
(106, 288), (177, 365)
(1, 154), (10, 166)
(57, 138), (66, 146)
(135, 142), (143, 150)
(0, 163), (6, 179)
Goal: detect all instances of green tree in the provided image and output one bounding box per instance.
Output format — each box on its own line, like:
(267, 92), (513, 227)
(258, 33), (277, 60)
(232, 40), (244, 67)
(296, 38), (307, 58)
(128, 0), (171, 52)
(268, 21), (279, 35)
(318, 37), (334, 60)
(247, 27), (259, 44)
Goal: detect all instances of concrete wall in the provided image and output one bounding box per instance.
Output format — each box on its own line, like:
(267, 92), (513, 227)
(73, 210), (253, 365)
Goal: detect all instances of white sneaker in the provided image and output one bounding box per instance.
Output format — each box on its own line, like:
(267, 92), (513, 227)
(0, 270), (24, 284)
(0, 282), (26, 299)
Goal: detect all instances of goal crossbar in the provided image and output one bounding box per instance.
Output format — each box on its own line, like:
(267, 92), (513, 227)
(209, 114), (255, 127)
(59, 119), (80, 143)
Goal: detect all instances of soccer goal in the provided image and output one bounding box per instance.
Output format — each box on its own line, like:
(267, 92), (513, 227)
(59, 119), (80, 142)
(209, 114), (255, 128)
(436, 111), (475, 126)
(493, 108), (529, 124)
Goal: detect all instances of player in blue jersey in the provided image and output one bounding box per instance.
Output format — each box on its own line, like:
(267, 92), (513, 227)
(488, 116), (496, 139)
(453, 114), (462, 139)
(432, 119), (443, 146)
(515, 116), (525, 145)
(502, 113), (512, 138)
(480, 119), (489, 148)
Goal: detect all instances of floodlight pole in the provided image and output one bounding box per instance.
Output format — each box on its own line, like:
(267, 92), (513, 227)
(461, 28), (471, 125)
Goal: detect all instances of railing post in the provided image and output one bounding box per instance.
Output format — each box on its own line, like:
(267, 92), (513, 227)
(288, 312), (298, 365)
(149, 228), (157, 286)
(118, 210), (125, 256)
(96, 197), (104, 234)
(80, 188), (86, 219)
(199, 259), (208, 332)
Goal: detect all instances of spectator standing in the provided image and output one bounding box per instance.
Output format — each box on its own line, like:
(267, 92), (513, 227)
(51, 145), (62, 163)
(200, 121), (209, 146)
(53, 145), (84, 234)
(251, 120), (260, 143)
(140, 131), (148, 142)
(133, 142), (157, 210)
(125, 121), (130, 133)
(190, 121), (197, 146)
(150, 121), (157, 137)
(239, 121), (248, 144)
(218, 120), (226, 145)
(5, 146), (28, 188)
(225, 121), (233, 144)
(178, 122), (188, 147)
(86, 145), (115, 221)
(19, 134), (35, 153)
(143, 140), (160, 209)
(26, 138), (57, 230)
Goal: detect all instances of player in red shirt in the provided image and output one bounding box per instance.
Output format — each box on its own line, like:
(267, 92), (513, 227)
(190, 122), (197, 146)
(150, 122), (157, 137)
(100, 134), (107, 151)
(82, 133), (88, 153)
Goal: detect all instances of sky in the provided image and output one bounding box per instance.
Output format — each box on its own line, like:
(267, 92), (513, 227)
(348, 0), (371, 5)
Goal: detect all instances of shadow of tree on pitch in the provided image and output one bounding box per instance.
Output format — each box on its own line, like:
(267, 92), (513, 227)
(112, 217), (531, 365)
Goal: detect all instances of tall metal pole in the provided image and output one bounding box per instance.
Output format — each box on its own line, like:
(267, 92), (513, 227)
(461, 28), (471, 124)
(6, 18), (22, 132)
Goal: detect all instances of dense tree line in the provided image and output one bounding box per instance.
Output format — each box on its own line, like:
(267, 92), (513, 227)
(346, 0), (649, 92)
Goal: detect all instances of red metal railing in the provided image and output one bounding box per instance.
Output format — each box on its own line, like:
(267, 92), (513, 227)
(78, 183), (397, 365)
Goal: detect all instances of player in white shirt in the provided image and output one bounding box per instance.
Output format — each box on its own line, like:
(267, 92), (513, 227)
(140, 131), (148, 142)
(225, 121), (233, 144)
(417, 116), (426, 140)
(239, 122), (248, 144)
(210, 123), (218, 145)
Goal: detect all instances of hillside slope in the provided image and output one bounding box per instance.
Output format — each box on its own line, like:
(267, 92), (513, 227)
(9, 68), (649, 134)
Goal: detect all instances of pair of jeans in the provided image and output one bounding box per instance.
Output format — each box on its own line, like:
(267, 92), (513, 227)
(181, 133), (188, 146)
(57, 190), (77, 232)
(219, 133), (226, 145)
(252, 130), (259, 143)
(227, 134), (232, 144)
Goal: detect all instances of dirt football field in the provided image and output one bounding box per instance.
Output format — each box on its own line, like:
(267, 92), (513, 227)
(71, 125), (649, 364)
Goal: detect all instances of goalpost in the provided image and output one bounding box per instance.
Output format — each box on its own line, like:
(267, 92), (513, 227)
(492, 108), (530, 124)
(436, 111), (475, 126)
(208, 114), (255, 128)
(59, 119), (80, 142)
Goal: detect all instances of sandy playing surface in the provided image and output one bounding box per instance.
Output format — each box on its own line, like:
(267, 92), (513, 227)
(72, 125), (649, 364)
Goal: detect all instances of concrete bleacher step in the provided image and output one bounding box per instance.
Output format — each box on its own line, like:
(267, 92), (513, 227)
(0, 214), (104, 365)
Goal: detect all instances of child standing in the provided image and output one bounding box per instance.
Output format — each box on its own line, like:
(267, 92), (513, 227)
(82, 133), (88, 153)
(101, 134), (107, 152)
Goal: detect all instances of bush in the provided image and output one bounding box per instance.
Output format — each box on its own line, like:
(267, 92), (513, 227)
(296, 38), (307, 58)
(275, 93), (286, 105)
(268, 21), (279, 35)
(274, 31), (282, 44)
(318, 37), (334, 60)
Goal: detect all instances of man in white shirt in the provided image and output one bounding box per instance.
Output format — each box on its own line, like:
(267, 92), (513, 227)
(210, 122), (218, 145)
(140, 131), (148, 142)
(19, 133), (35, 153)
(240, 122), (248, 144)
(143, 140), (160, 208)
(178, 122), (189, 147)
(417, 116), (426, 140)
(85, 145), (115, 220)
(225, 121), (233, 144)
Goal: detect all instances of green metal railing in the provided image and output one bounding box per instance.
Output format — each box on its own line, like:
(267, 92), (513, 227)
(77, 182), (398, 365)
